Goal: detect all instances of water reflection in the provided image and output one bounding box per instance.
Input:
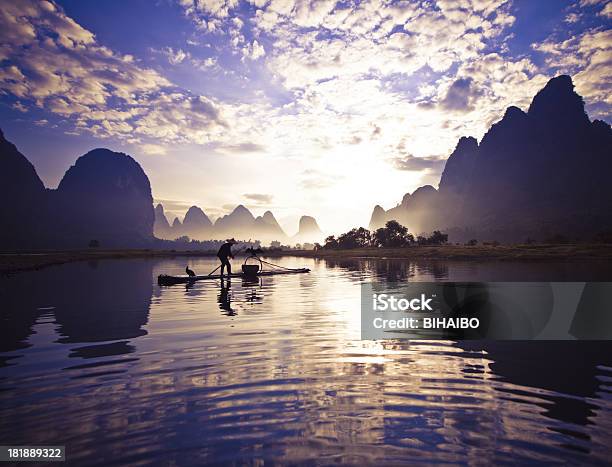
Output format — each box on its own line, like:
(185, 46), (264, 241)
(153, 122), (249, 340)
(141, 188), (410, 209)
(218, 278), (236, 316)
(461, 341), (611, 428)
(0, 256), (611, 464)
(322, 258), (450, 281)
(0, 259), (151, 357)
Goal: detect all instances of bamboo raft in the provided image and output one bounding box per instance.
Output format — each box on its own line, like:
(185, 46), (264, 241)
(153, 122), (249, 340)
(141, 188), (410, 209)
(158, 267), (310, 286)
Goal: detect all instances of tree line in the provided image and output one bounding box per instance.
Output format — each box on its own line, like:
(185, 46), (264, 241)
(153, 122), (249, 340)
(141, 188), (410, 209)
(319, 220), (448, 250)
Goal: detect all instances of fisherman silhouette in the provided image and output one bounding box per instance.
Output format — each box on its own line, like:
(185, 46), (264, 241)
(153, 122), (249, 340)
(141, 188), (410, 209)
(217, 238), (236, 278)
(185, 265), (196, 277)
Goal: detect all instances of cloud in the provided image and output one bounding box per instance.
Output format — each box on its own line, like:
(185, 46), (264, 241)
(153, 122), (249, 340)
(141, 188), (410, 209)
(140, 143), (168, 155)
(12, 102), (28, 113)
(154, 198), (194, 212)
(243, 193), (273, 204)
(300, 178), (334, 189)
(299, 168), (341, 190)
(151, 46), (218, 70)
(217, 142), (266, 153)
(2, 0), (610, 188)
(160, 47), (189, 64)
(179, 0), (516, 90)
(392, 154), (446, 172)
(173, 0), (564, 170)
(0, 0), (227, 144)
(576, 0), (611, 18)
(188, 0), (239, 18)
(565, 13), (581, 24)
(439, 78), (480, 112)
(242, 40), (265, 60)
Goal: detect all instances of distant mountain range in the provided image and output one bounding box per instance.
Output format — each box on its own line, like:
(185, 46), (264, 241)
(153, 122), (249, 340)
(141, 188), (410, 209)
(369, 75), (612, 242)
(2, 75), (609, 249)
(0, 127), (323, 248)
(155, 203), (323, 245)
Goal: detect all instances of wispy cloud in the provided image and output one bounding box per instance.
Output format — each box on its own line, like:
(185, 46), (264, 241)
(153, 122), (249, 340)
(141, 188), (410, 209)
(217, 142), (266, 154)
(140, 143), (168, 155)
(439, 78), (481, 113)
(391, 154), (446, 172)
(299, 168), (341, 190)
(153, 198), (194, 212)
(243, 193), (273, 204)
(0, 0), (226, 145)
(3, 0), (609, 162)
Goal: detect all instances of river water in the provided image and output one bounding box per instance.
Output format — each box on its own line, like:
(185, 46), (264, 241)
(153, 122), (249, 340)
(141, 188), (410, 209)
(1, 256), (611, 465)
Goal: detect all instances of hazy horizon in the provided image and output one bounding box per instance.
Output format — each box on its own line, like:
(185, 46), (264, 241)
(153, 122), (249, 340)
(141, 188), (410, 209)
(1, 0), (610, 234)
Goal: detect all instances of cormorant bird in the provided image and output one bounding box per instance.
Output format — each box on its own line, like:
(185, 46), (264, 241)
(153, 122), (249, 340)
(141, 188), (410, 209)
(245, 247), (263, 256)
(186, 266), (196, 277)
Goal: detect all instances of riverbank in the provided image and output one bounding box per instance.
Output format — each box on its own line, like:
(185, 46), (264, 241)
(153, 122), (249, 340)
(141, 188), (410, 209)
(282, 244), (612, 261)
(2, 244), (612, 276)
(0, 249), (218, 276)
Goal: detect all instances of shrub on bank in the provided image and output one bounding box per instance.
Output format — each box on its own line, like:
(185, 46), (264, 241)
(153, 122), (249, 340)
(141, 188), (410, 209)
(323, 221), (448, 250)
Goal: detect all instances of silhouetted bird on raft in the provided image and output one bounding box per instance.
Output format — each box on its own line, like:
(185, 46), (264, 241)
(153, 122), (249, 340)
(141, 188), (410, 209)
(186, 266), (196, 277)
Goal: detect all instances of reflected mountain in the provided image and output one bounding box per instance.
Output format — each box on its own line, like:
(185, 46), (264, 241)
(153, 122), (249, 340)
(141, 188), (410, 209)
(53, 261), (151, 343)
(571, 282), (612, 340)
(68, 341), (136, 359)
(459, 341), (612, 430)
(0, 259), (152, 363)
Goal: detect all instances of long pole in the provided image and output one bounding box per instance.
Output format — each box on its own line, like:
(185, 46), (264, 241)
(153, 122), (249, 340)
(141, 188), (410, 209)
(206, 264), (222, 277)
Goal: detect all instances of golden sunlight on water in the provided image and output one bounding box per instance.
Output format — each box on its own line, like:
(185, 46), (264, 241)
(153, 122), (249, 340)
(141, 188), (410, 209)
(0, 257), (611, 465)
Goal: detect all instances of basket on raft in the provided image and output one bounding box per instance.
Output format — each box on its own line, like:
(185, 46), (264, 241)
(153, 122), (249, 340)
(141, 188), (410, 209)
(242, 255), (263, 277)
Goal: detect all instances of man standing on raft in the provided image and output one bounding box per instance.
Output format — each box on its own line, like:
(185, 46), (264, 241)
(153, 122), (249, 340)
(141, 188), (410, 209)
(217, 238), (236, 278)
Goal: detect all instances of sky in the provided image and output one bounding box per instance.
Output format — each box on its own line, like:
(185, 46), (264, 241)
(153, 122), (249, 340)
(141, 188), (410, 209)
(0, 0), (610, 236)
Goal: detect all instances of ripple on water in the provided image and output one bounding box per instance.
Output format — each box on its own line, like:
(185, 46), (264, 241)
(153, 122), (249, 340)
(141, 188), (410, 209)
(0, 256), (611, 465)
